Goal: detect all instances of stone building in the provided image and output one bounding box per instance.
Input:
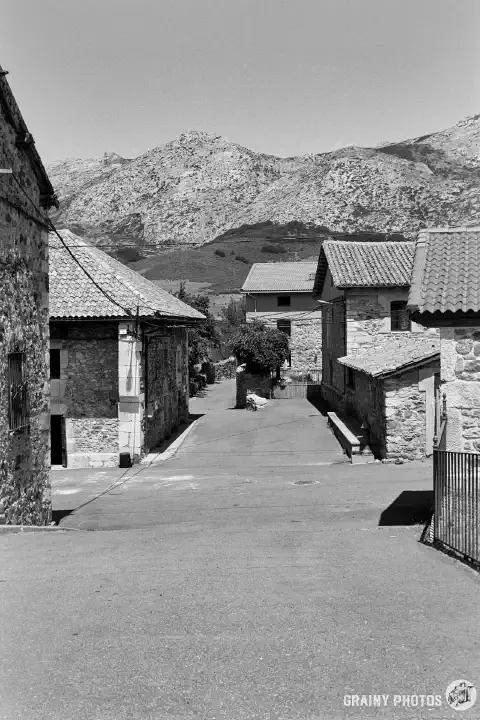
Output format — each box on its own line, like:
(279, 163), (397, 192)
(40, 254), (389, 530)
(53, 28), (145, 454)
(312, 239), (436, 410)
(408, 227), (480, 453)
(0, 67), (57, 524)
(242, 262), (322, 376)
(338, 335), (440, 460)
(49, 231), (204, 468)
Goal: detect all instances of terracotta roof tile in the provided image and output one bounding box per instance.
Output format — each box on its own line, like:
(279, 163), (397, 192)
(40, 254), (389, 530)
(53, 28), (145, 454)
(313, 240), (415, 296)
(408, 227), (480, 315)
(49, 230), (205, 321)
(242, 262), (317, 293)
(338, 334), (440, 377)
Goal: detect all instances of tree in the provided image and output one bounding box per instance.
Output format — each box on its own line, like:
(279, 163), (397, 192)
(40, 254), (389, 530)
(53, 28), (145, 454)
(228, 322), (289, 374)
(220, 295), (246, 331)
(217, 295), (247, 358)
(175, 282), (218, 373)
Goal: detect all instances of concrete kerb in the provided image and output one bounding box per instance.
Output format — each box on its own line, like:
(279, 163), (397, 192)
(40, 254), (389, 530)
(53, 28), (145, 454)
(0, 525), (84, 534)
(140, 416), (200, 465)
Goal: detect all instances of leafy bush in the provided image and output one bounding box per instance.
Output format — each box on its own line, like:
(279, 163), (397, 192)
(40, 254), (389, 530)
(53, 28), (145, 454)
(228, 322), (289, 374)
(235, 255), (249, 264)
(261, 244), (287, 254)
(214, 249), (226, 257)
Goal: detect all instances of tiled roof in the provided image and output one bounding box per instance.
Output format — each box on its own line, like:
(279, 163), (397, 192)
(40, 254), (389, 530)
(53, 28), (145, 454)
(241, 262), (318, 293)
(49, 231), (205, 321)
(408, 227), (480, 315)
(338, 334), (440, 377)
(313, 240), (415, 296)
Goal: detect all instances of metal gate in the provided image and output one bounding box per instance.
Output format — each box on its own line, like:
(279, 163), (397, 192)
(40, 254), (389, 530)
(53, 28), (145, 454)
(274, 370), (322, 399)
(433, 449), (480, 564)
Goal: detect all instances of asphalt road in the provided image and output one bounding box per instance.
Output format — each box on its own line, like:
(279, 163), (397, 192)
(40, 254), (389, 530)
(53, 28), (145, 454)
(1, 381), (479, 720)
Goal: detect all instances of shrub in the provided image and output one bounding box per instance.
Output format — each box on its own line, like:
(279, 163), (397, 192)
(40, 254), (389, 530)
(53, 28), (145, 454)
(261, 244), (287, 254)
(235, 255), (249, 264)
(228, 322), (289, 374)
(214, 249), (226, 257)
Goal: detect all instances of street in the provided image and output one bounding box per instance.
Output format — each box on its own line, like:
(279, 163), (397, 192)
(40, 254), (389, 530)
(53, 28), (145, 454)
(1, 380), (479, 720)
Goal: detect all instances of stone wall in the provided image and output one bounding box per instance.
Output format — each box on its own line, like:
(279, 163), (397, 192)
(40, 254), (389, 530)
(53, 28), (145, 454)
(247, 310), (322, 376)
(236, 370), (272, 408)
(290, 318), (322, 373)
(345, 362), (437, 461)
(440, 327), (480, 452)
(384, 362), (437, 461)
(50, 322), (119, 467)
(0, 89), (50, 524)
(346, 293), (390, 353)
(321, 298), (346, 402)
(345, 372), (386, 458)
(213, 357), (237, 381)
(384, 371), (425, 460)
(144, 327), (189, 452)
(346, 290), (433, 354)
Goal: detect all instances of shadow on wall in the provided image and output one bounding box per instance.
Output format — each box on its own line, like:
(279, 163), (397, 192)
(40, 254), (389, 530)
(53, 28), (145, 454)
(378, 490), (433, 526)
(306, 393), (331, 417)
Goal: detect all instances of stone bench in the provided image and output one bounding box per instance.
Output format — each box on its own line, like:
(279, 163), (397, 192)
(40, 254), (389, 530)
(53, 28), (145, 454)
(327, 411), (375, 464)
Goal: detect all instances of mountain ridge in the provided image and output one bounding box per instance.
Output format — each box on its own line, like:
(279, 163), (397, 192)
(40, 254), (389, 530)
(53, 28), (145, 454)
(48, 114), (480, 252)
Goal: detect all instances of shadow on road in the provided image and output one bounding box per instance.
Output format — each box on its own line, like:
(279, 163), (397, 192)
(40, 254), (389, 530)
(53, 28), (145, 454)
(379, 490), (434, 526)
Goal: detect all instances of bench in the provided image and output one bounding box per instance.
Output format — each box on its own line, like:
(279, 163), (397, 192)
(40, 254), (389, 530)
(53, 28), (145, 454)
(327, 411), (375, 464)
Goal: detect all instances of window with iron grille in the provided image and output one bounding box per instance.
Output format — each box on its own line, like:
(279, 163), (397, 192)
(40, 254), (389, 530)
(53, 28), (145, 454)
(8, 352), (28, 432)
(391, 301), (411, 331)
(277, 319), (291, 337)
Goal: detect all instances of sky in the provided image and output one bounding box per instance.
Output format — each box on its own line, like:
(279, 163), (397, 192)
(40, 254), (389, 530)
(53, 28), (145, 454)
(2, 0), (479, 164)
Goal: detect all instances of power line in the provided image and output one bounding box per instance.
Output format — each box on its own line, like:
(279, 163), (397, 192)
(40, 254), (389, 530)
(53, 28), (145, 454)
(11, 173), (137, 319)
(10, 173), (197, 322)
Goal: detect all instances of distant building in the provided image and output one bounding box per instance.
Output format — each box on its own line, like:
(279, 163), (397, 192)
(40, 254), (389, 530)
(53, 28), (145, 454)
(0, 67), (57, 524)
(313, 239), (439, 460)
(408, 227), (480, 453)
(241, 262), (322, 375)
(49, 231), (204, 468)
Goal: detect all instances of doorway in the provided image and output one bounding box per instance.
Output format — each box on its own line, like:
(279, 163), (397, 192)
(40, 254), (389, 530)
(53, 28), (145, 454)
(51, 414), (67, 466)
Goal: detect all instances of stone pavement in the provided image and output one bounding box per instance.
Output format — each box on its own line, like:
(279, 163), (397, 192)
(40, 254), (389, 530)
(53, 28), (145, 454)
(2, 380), (479, 720)
(51, 379), (346, 519)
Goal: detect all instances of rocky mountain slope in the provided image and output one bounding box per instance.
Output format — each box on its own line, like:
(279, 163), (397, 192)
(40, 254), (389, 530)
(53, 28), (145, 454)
(48, 115), (480, 250)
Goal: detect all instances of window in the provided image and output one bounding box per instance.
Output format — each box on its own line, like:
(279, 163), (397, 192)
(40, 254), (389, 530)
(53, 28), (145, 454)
(50, 349), (61, 379)
(277, 295), (291, 307)
(8, 352), (27, 432)
(390, 301), (411, 331)
(277, 319), (291, 337)
(346, 367), (355, 389)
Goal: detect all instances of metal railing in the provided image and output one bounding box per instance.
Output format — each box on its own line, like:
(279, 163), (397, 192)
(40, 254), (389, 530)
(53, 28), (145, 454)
(278, 368), (322, 384)
(433, 449), (480, 564)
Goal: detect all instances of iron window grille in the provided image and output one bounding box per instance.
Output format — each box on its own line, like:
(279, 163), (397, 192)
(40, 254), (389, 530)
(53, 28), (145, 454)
(277, 319), (291, 337)
(8, 352), (28, 432)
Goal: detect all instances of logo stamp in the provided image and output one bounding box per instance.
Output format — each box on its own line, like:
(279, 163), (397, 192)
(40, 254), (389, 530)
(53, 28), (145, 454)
(445, 680), (477, 712)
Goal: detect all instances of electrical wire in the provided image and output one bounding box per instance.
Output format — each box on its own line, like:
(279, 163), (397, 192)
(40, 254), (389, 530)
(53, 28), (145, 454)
(9, 173), (410, 329)
(11, 172), (205, 324)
